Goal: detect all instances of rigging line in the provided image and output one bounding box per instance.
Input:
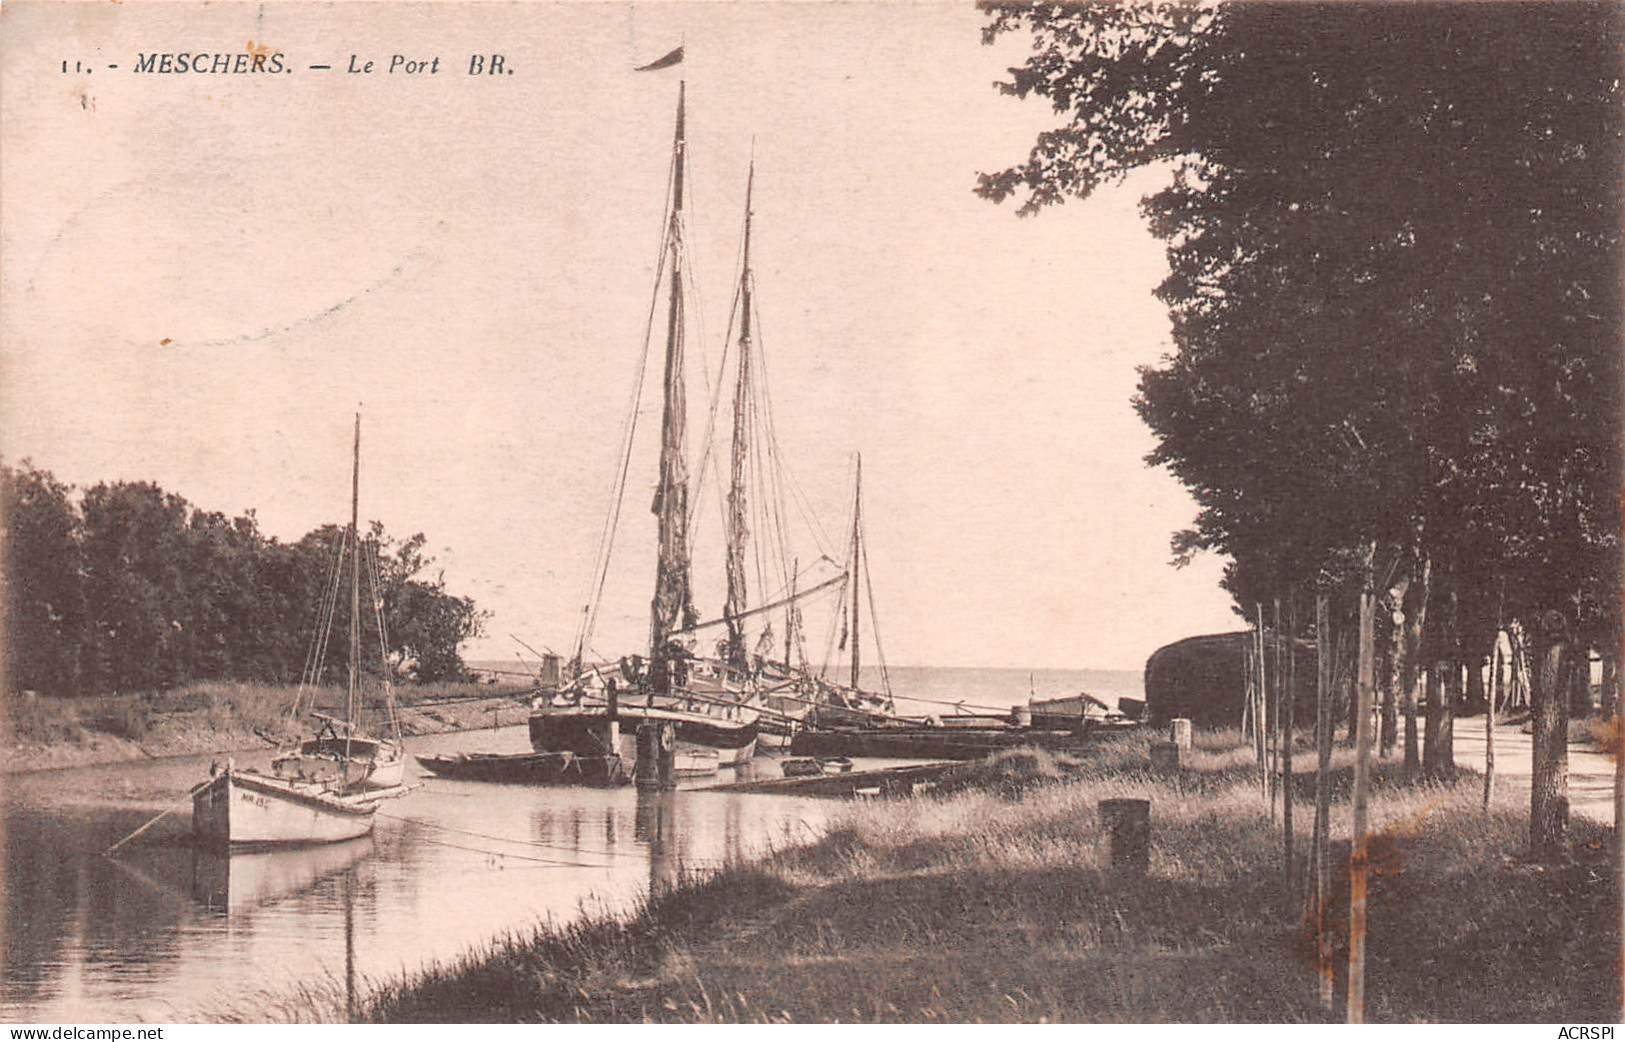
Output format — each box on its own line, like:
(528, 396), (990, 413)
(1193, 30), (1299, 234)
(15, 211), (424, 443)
(818, 575), (850, 680)
(859, 517), (893, 704)
(577, 153), (679, 665)
(749, 312), (799, 605)
(684, 217), (747, 563)
(746, 387), (774, 636)
(309, 528), (347, 693)
(295, 528), (343, 711)
(745, 294), (804, 576)
(365, 538), (401, 740)
(674, 143), (718, 545)
(745, 377), (784, 603)
(376, 810), (625, 864)
(296, 526), (344, 697)
(574, 138), (680, 661)
(820, 455), (859, 679)
(559, 686), (804, 725)
(302, 527), (350, 717)
(413, 833), (612, 869)
(686, 314), (736, 562)
(670, 569), (848, 635)
(578, 257), (665, 664)
(749, 301), (836, 559)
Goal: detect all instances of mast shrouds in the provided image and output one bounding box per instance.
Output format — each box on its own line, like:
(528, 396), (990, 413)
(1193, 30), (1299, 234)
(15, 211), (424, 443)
(650, 82), (696, 692)
(347, 413), (361, 733)
(850, 454), (862, 693)
(723, 163), (756, 674)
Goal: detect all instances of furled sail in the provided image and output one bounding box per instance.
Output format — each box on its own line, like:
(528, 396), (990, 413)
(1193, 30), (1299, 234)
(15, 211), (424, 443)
(650, 83), (696, 693)
(723, 164), (756, 673)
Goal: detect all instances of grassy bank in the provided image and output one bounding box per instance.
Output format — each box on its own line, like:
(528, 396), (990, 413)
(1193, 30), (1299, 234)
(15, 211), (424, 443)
(3, 680), (534, 773)
(291, 730), (1617, 1024)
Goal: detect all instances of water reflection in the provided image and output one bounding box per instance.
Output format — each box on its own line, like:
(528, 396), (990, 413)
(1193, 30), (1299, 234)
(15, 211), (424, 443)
(1, 727), (840, 1022)
(187, 838), (374, 917)
(634, 790), (679, 895)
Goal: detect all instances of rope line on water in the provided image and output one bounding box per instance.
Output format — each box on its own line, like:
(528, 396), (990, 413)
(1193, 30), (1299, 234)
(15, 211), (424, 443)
(409, 832), (611, 869)
(378, 808), (744, 869)
(376, 810), (644, 864)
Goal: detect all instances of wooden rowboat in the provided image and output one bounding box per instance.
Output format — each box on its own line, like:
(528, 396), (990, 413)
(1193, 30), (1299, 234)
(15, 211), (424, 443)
(414, 751), (628, 787)
(780, 756), (854, 778)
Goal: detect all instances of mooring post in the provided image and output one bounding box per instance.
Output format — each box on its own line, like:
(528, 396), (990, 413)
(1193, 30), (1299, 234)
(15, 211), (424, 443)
(634, 721), (675, 789)
(1347, 567), (1377, 1024)
(1169, 718), (1193, 752)
(1149, 741), (1182, 771)
(1099, 798), (1151, 876)
(1330, 837), (1353, 1017)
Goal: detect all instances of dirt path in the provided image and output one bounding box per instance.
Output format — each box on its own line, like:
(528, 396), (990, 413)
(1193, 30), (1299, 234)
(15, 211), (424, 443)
(1451, 721), (1616, 824)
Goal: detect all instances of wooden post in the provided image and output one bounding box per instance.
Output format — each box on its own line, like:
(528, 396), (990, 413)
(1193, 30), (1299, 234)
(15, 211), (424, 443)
(1485, 635), (1500, 812)
(1284, 592), (1295, 899)
(1099, 798), (1151, 876)
(635, 721), (676, 790)
(1256, 605), (1270, 807)
(1330, 837), (1352, 1017)
(1272, 598), (1284, 824)
(1616, 627), (1624, 1024)
(1314, 593), (1333, 1011)
(1347, 561), (1377, 1025)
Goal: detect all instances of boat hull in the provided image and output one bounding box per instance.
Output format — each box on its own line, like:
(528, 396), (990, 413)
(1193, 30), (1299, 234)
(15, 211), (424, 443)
(529, 704), (758, 766)
(359, 748), (405, 789)
(192, 771), (378, 847)
(414, 751), (628, 787)
(789, 726), (1090, 761)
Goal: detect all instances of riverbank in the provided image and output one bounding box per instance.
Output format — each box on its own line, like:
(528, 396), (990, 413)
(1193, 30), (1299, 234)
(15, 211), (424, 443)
(275, 729), (1617, 1024)
(3, 681), (534, 774)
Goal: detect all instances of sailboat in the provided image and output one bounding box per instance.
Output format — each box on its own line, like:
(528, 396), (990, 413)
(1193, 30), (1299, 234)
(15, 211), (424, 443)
(759, 455), (895, 746)
(192, 414), (406, 846)
(530, 83), (847, 768)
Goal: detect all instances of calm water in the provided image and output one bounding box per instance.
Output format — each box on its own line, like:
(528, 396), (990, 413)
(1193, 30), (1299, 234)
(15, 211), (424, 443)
(0, 726), (840, 1023)
(2, 666), (1140, 1022)
(865, 664), (1143, 713)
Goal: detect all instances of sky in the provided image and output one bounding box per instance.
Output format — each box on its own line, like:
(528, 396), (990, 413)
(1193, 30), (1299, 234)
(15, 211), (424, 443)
(0, 2), (1240, 671)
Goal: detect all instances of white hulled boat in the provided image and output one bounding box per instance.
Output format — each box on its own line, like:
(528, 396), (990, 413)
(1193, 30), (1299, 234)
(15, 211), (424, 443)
(193, 414), (406, 846)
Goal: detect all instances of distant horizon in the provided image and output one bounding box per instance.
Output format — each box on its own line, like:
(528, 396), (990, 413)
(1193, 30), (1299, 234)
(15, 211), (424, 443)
(465, 657), (1168, 676)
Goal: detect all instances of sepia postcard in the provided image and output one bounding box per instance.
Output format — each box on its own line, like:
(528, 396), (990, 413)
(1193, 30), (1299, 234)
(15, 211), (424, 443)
(1, 0), (1619, 1028)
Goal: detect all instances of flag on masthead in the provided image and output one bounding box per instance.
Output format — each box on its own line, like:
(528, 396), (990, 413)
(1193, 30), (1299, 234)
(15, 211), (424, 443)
(634, 46), (684, 72)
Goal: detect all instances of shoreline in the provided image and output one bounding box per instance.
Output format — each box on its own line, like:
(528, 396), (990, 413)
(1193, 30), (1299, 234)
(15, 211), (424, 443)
(4, 683), (534, 776)
(260, 731), (1616, 1024)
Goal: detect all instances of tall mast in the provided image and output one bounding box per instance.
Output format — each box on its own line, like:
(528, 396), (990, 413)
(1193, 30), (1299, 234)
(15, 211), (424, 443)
(650, 82), (694, 693)
(347, 413), (361, 733)
(850, 454), (862, 692)
(723, 163), (755, 673)
(785, 557), (797, 667)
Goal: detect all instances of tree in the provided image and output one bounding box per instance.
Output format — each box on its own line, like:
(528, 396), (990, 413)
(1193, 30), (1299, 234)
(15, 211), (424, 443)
(5, 465), (486, 696)
(79, 481), (191, 692)
(979, 0), (1622, 852)
(369, 524), (486, 682)
(1, 462), (86, 696)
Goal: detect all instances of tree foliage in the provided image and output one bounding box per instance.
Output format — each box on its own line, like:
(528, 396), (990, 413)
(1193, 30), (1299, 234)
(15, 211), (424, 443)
(979, 1), (1622, 643)
(1, 461), (486, 695)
